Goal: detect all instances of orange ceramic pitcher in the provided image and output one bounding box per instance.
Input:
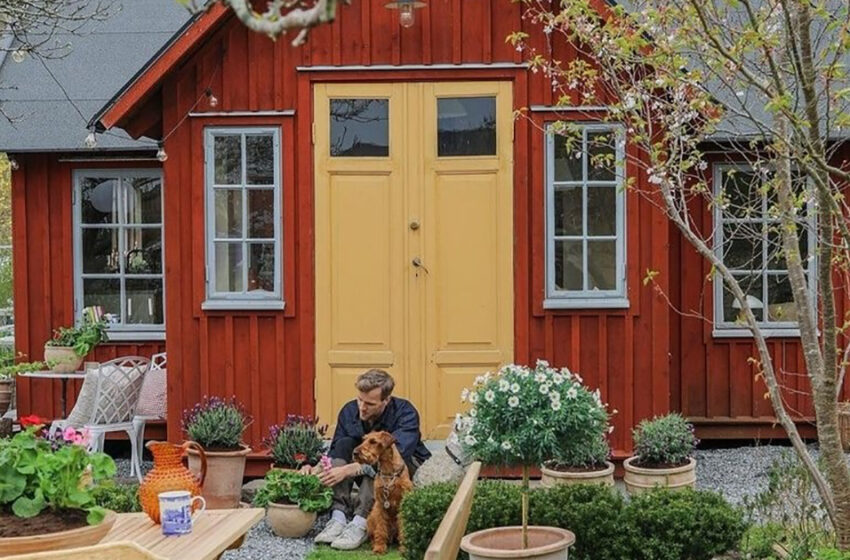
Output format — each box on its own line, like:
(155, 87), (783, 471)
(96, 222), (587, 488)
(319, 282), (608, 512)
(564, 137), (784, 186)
(138, 440), (207, 524)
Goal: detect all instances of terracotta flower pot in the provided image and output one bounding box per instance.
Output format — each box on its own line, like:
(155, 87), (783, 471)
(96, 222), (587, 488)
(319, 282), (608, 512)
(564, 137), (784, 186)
(265, 502), (317, 538)
(43, 345), (83, 373)
(461, 526), (575, 560)
(188, 444), (251, 509)
(0, 378), (13, 416)
(540, 461), (615, 488)
(622, 456), (697, 495)
(0, 510), (117, 556)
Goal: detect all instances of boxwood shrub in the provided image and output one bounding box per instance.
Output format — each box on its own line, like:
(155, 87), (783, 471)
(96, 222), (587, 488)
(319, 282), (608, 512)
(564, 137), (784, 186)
(400, 482), (746, 560)
(90, 481), (141, 513)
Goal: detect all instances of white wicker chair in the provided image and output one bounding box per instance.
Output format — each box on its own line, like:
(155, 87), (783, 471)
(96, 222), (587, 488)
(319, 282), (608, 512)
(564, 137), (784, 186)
(131, 352), (166, 478)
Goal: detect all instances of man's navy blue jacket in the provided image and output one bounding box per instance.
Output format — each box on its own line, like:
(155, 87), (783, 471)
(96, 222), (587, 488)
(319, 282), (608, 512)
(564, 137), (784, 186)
(328, 397), (432, 464)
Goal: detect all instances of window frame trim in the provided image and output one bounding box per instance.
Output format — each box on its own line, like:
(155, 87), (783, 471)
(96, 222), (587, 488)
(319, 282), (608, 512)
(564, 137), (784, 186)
(544, 122), (628, 307)
(203, 126), (283, 305)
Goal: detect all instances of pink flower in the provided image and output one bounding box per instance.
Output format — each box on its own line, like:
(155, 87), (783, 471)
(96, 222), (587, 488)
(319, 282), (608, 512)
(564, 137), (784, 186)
(63, 426), (77, 442)
(319, 454), (333, 472)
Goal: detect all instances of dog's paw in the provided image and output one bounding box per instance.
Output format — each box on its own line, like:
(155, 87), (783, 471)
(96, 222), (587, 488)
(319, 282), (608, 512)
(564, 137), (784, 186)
(372, 544), (388, 555)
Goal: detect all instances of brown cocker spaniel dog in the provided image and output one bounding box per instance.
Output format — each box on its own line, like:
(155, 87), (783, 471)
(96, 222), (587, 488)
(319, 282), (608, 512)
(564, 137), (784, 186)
(353, 431), (414, 555)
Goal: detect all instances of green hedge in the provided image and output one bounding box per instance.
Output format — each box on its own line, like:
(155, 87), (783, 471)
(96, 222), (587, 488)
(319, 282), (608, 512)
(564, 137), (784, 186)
(90, 481), (141, 513)
(400, 482), (746, 560)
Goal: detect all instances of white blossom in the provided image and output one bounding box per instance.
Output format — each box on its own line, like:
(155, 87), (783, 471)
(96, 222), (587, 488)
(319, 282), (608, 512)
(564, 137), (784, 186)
(469, 408), (477, 417)
(510, 383), (521, 394)
(501, 441), (512, 450)
(551, 401), (562, 411)
(499, 380), (511, 392)
(485, 390), (496, 403)
(552, 373), (564, 385)
(534, 372), (548, 383)
(465, 434), (477, 446)
(539, 383), (551, 395)
(566, 387), (578, 399)
(469, 392), (479, 404)
(508, 396), (520, 408)
(460, 388), (469, 403)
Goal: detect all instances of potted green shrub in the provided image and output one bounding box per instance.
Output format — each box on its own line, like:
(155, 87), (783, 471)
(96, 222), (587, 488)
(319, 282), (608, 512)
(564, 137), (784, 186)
(457, 361), (592, 559)
(0, 425), (118, 555)
(252, 469), (332, 538)
(183, 396), (252, 509)
(44, 321), (107, 373)
(623, 413), (698, 495)
(264, 414), (328, 471)
(0, 360), (44, 417)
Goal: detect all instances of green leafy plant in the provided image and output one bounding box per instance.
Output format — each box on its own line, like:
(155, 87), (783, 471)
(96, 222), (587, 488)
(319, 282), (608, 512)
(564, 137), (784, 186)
(0, 427), (116, 524)
(252, 469), (332, 512)
(45, 321), (107, 357)
(183, 395), (249, 450)
(264, 415), (328, 468)
(811, 549), (850, 560)
(740, 523), (785, 560)
(0, 361), (45, 379)
(90, 481), (141, 513)
(632, 413), (698, 467)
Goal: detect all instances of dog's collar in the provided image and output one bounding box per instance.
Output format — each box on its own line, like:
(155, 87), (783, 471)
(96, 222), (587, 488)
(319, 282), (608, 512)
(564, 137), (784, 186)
(378, 464), (406, 480)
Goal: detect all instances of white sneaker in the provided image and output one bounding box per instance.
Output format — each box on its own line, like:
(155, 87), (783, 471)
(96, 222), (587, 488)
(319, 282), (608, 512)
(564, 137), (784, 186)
(330, 521), (369, 550)
(314, 518), (346, 544)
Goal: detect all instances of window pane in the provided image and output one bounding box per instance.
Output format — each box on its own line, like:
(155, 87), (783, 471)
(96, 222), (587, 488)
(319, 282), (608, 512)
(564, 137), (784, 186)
(722, 275), (764, 323)
(330, 99), (389, 157)
(125, 177), (162, 224)
(125, 228), (162, 274)
(437, 97), (496, 156)
(766, 274), (798, 322)
(215, 189), (243, 238)
(554, 240), (583, 290)
(247, 189), (274, 239)
(587, 187), (616, 236)
(767, 229), (808, 270)
(215, 242), (244, 292)
(214, 135), (242, 185)
(722, 169), (762, 219)
(553, 134), (583, 182)
(125, 278), (164, 325)
(554, 187), (582, 236)
(83, 278), (121, 324)
(587, 240), (616, 290)
(80, 177), (119, 224)
(246, 134), (274, 185)
(587, 131), (616, 181)
(82, 228), (119, 274)
(723, 224), (762, 270)
(248, 243), (275, 292)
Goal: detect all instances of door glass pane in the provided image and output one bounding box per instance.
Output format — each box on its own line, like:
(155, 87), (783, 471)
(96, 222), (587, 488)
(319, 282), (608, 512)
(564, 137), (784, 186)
(553, 187), (582, 236)
(215, 189), (243, 238)
(587, 131), (616, 181)
(215, 242), (244, 292)
(248, 243), (275, 292)
(587, 187), (616, 236)
(247, 189), (274, 239)
(83, 278), (121, 323)
(246, 134), (274, 185)
(125, 278), (164, 324)
(767, 274), (797, 322)
(554, 240), (583, 290)
(587, 240), (616, 290)
(80, 177), (119, 224)
(553, 134), (583, 182)
(125, 177), (162, 224)
(723, 275), (764, 323)
(330, 99), (389, 157)
(437, 97), (496, 156)
(82, 228), (119, 274)
(214, 135), (242, 185)
(124, 228), (163, 274)
(724, 224), (762, 270)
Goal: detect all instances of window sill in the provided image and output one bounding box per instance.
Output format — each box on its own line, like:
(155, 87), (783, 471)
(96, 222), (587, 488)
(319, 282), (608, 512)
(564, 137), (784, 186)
(201, 300), (286, 311)
(712, 328), (801, 339)
(543, 297), (630, 310)
(106, 330), (166, 342)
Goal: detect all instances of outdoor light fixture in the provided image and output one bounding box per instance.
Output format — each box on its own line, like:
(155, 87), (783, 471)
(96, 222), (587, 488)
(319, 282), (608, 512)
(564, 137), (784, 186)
(156, 142), (168, 162)
(385, 0), (426, 29)
(205, 87), (219, 108)
(84, 129), (97, 149)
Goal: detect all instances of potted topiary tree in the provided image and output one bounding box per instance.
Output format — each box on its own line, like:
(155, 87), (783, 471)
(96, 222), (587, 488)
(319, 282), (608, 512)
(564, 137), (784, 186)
(183, 396), (251, 509)
(44, 321), (107, 373)
(623, 413), (698, 495)
(252, 469), (333, 538)
(264, 415), (328, 472)
(458, 360), (601, 559)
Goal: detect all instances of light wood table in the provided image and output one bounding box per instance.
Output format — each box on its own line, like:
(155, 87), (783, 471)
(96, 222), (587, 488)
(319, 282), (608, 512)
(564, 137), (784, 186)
(101, 509), (264, 560)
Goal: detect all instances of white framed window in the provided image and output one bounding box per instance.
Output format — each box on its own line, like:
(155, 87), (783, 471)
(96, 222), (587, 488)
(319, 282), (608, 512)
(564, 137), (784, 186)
(544, 123), (627, 308)
(73, 169), (165, 337)
(713, 164), (815, 336)
(203, 127), (283, 310)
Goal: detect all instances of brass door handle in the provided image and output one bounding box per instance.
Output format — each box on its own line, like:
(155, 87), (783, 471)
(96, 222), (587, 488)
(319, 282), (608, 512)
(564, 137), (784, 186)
(412, 257), (429, 274)
(409, 220), (420, 231)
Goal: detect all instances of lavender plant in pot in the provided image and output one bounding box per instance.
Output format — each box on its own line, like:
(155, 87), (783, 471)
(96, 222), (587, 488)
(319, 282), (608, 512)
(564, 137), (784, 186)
(457, 360), (607, 559)
(265, 415), (328, 472)
(623, 413), (698, 495)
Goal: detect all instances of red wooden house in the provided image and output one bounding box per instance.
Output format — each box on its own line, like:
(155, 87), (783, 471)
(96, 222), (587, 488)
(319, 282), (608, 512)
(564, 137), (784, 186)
(3, 0), (816, 471)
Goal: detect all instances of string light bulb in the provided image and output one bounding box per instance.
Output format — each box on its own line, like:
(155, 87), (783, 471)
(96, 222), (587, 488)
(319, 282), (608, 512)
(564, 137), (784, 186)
(384, 0), (425, 29)
(156, 142), (168, 162)
(84, 130), (97, 149)
(205, 88), (219, 108)
(11, 49), (26, 63)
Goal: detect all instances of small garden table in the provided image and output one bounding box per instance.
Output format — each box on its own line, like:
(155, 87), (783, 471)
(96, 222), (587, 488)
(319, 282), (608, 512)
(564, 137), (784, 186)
(100, 509), (264, 560)
(18, 371), (86, 418)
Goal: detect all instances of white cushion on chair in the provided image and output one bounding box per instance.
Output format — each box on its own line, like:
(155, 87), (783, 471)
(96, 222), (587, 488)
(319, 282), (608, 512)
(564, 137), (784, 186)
(65, 364), (140, 426)
(64, 370), (98, 428)
(135, 367), (166, 418)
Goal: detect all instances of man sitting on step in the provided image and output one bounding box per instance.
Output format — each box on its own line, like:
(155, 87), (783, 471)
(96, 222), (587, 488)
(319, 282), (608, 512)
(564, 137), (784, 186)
(304, 369), (431, 550)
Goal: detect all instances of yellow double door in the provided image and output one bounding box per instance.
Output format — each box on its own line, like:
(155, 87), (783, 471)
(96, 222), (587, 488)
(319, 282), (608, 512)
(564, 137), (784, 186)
(314, 81), (513, 438)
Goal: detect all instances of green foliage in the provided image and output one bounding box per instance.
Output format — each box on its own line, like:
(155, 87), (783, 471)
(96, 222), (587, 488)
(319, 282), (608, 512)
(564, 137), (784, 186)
(252, 470), (332, 512)
(305, 545), (402, 560)
(0, 360), (45, 379)
(183, 396), (248, 449)
(264, 415), (327, 469)
(45, 321), (107, 357)
(810, 549), (850, 560)
(740, 523), (785, 560)
(90, 481), (141, 513)
(0, 427), (116, 524)
(632, 413), (698, 466)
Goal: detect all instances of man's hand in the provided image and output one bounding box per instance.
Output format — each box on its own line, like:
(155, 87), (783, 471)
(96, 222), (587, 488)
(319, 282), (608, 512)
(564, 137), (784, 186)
(299, 464), (316, 475)
(318, 463), (360, 487)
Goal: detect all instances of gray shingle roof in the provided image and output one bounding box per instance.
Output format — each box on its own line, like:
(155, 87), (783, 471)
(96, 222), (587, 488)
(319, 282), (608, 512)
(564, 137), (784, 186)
(0, 0), (191, 153)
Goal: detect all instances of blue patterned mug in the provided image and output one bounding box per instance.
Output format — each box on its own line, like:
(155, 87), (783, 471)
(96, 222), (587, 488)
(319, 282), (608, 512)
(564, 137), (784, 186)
(158, 490), (206, 535)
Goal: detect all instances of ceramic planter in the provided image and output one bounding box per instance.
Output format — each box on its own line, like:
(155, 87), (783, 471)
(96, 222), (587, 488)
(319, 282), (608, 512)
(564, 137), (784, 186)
(43, 345), (83, 373)
(0, 377), (13, 416)
(623, 456), (697, 495)
(0, 510), (116, 556)
(187, 444), (251, 509)
(265, 502), (317, 538)
(461, 526), (575, 560)
(539, 461), (615, 488)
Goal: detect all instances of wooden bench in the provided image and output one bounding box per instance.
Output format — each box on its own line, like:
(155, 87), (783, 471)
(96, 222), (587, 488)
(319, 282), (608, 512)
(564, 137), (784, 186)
(424, 461), (482, 560)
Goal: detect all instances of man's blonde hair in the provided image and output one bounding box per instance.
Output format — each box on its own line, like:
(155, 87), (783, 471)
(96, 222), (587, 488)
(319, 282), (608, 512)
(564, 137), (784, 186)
(355, 369), (395, 400)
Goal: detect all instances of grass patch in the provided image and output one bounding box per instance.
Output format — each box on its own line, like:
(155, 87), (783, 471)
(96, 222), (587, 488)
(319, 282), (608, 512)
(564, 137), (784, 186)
(306, 544), (402, 560)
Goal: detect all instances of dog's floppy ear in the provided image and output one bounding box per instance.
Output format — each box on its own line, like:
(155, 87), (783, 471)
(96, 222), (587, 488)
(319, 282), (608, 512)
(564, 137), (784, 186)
(379, 431), (397, 447)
